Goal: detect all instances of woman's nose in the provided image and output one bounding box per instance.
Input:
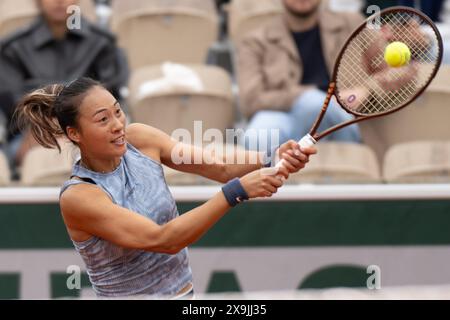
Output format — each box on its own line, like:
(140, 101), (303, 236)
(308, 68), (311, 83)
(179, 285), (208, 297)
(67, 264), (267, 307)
(112, 116), (124, 131)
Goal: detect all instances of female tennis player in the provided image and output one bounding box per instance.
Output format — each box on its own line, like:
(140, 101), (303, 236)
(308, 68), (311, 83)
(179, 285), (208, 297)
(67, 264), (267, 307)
(14, 77), (316, 299)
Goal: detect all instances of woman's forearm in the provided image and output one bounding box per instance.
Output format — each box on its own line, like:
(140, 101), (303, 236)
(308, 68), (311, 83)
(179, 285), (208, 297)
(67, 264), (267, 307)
(157, 192), (231, 253)
(223, 150), (265, 180)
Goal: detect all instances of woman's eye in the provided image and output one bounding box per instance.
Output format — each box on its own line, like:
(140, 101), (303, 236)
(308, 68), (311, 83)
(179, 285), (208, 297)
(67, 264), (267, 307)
(116, 109), (122, 115)
(100, 117), (108, 122)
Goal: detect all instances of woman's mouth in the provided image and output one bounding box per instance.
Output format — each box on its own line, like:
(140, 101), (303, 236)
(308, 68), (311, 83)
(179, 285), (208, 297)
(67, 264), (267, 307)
(112, 136), (125, 146)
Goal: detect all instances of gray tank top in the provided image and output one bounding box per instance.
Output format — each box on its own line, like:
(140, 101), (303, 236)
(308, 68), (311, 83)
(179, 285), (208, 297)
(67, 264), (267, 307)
(60, 143), (192, 298)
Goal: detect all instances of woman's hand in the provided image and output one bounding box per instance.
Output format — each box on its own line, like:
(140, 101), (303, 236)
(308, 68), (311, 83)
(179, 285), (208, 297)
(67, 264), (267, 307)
(239, 166), (289, 199)
(275, 140), (317, 174)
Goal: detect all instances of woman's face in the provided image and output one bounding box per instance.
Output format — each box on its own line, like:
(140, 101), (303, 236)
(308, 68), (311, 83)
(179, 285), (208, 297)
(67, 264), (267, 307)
(72, 86), (127, 159)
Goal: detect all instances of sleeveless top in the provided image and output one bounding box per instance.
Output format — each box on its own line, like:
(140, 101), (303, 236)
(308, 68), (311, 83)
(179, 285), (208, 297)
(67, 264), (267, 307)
(60, 143), (193, 298)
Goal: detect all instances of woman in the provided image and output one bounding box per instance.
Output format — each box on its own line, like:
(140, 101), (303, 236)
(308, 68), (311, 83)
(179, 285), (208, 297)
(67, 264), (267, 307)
(15, 77), (316, 298)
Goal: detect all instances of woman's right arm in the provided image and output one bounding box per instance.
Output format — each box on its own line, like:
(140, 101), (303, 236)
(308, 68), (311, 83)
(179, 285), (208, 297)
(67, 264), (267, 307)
(60, 167), (288, 255)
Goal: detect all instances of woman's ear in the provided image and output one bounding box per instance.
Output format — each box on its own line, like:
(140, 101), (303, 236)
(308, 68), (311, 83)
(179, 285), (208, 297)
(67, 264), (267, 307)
(66, 127), (80, 144)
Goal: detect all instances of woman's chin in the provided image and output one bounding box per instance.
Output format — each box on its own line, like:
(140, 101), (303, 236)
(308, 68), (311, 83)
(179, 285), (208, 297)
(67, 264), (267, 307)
(110, 141), (127, 155)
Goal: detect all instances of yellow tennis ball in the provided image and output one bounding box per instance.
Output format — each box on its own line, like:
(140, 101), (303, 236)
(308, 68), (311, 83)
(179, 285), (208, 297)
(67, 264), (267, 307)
(384, 41), (411, 67)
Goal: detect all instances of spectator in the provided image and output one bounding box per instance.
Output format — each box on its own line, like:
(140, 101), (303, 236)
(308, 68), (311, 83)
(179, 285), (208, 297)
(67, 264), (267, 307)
(0, 0), (128, 173)
(237, 0), (363, 153)
(398, 1), (445, 22)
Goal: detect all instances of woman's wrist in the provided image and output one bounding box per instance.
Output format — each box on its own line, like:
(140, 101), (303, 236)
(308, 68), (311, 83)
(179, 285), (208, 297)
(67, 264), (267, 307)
(221, 178), (249, 207)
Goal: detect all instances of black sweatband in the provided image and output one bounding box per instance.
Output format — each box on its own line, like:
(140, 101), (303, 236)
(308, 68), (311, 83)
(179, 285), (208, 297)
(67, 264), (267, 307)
(221, 178), (249, 207)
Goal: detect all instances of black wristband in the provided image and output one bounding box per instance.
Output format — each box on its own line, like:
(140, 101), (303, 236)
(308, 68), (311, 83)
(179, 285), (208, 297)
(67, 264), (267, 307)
(221, 178), (249, 207)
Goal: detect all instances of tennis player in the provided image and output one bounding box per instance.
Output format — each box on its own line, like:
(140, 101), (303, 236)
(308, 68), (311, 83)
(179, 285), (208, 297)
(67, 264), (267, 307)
(14, 77), (316, 298)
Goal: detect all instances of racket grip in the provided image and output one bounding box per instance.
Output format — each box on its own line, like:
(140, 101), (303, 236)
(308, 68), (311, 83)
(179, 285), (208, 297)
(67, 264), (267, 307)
(275, 134), (317, 181)
(298, 134), (317, 149)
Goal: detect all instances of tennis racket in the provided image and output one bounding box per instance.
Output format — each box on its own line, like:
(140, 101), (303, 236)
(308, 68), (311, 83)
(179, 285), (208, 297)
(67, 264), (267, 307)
(276, 6), (443, 170)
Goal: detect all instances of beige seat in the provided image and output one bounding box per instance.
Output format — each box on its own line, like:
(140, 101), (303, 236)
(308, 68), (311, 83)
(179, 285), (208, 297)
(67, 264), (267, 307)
(111, 0), (219, 70)
(288, 142), (381, 184)
(360, 65), (450, 164)
(383, 141), (450, 183)
(228, 0), (283, 44)
(0, 151), (11, 186)
(0, 0), (97, 38)
(20, 140), (78, 186)
(129, 63), (234, 137)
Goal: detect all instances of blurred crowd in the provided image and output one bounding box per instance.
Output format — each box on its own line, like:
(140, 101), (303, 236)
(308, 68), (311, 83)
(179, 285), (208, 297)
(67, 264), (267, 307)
(0, 0), (449, 182)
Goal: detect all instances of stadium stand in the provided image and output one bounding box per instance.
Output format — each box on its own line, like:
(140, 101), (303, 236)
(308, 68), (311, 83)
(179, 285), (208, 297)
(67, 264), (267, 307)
(0, 0), (97, 38)
(20, 139), (76, 186)
(0, 0), (448, 187)
(383, 141), (450, 183)
(110, 0), (219, 70)
(129, 63), (234, 137)
(227, 0), (283, 43)
(289, 142), (382, 184)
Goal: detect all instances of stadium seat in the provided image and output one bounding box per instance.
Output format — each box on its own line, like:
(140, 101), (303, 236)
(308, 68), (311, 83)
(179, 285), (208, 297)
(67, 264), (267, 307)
(0, 151), (11, 186)
(129, 63), (234, 137)
(20, 140), (77, 186)
(228, 0), (283, 44)
(360, 65), (450, 163)
(288, 142), (382, 184)
(0, 0), (97, 38)
(383, 141), (450, 183)
(110, 0), (219, 70)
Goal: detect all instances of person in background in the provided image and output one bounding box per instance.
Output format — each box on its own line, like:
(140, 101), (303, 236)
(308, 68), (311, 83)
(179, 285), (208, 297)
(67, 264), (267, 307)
(237, 0), (363, 154)
(0, 0), (128, 175)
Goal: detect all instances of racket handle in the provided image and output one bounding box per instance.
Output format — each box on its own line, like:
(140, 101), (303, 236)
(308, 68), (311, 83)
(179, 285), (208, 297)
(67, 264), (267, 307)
(298, 134), (317, 149)
(274, 134), (317, 181)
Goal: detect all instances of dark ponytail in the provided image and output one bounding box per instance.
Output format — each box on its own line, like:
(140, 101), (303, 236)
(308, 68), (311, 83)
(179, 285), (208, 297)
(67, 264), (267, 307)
(14, 77), (101, 152)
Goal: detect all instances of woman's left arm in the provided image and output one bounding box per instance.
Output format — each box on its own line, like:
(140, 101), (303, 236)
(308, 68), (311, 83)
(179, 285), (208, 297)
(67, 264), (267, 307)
(126, 123), (316, 183)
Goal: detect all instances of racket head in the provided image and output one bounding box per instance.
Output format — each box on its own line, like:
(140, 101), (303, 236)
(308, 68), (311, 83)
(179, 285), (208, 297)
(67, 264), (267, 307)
(332, 6), (443, 118)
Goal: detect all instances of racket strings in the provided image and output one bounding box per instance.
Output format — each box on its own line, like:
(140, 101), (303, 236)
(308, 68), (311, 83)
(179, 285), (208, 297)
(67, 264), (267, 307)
(339, 34), (411, 114)
(338, 35), (405, 114)
(335, 10), (441, 116)
(343, 31), (414, 112)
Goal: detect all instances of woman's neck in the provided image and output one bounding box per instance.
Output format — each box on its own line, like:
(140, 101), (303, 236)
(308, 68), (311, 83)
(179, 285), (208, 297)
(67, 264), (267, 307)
(80, 156), (121, 174)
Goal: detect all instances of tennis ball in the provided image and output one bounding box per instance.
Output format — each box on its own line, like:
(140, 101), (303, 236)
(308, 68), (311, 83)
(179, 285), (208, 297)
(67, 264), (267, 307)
(384, 41), (411, 67)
